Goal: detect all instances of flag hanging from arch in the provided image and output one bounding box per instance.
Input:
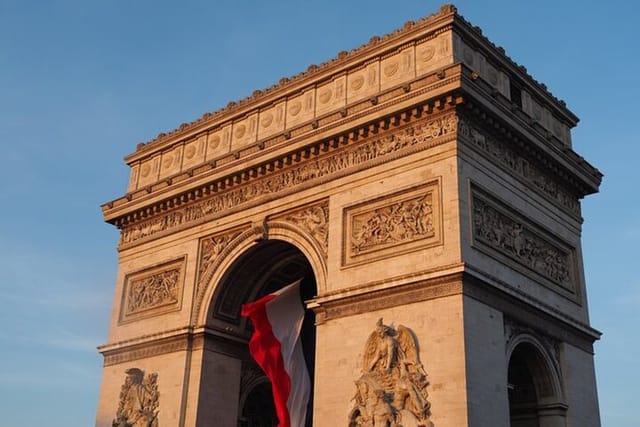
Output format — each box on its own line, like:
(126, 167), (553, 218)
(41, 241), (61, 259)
(241, 280), (311, 427)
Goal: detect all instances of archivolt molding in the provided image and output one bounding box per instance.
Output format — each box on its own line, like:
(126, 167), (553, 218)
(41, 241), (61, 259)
(195, 224), (253, 298)
(193, 214), (329, 327)
(238, 361), (269, 413)
(192, 225), (263, 326)
(505, 319), (565, 402)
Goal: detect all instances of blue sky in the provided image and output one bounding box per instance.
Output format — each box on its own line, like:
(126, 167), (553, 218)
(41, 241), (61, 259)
(0, 1), (637, 426)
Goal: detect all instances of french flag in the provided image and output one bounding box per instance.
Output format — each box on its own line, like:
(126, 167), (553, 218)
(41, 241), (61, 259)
(241, 280), (311, 427)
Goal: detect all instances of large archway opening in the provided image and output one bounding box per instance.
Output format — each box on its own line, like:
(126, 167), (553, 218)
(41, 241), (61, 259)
(507, 342), (566, 427)
(209, 240), (317, 427)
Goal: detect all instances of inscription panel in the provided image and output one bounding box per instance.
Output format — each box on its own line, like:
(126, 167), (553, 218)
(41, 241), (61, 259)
(119, 257), (186, 323)
(470, 186), (577, 298)
(343, 181), (442, 266)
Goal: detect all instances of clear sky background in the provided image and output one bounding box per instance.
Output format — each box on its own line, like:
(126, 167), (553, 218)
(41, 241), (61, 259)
(0, 1), (637, 426)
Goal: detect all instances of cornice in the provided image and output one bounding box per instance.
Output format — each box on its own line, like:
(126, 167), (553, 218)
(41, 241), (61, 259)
(125, 5), (459, 162)
(124, 4), (578, 165)
(450, 12), (578, 126)
(104, 93), (463, 234)
(462, 268), (601, 350)
(457, 77), (602, 198)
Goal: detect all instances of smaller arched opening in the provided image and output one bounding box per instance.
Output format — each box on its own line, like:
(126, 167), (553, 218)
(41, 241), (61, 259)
(508, 341), (567, 427)
(206, 239), (317, 427)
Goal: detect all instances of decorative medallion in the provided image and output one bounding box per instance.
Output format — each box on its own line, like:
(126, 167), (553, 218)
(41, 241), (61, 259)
(112, 368), (159, 427)
(289, 102), (302, 117)
(351, 75), (365, 91)
(349, 319), (433, 427)
(319, 89), (332, 104)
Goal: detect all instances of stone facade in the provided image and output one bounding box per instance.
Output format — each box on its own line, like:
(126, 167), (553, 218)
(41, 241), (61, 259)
(96, 5), (602, 427)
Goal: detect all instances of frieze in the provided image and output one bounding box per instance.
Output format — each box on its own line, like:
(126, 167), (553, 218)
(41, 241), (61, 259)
(273, 200), (330, 256)
(471, 189), (576, 293)
(343, 182), (442, 266)
(458, 116), (580, 216)
(120, 258), (186, 323)
(120, 113), (457, 246)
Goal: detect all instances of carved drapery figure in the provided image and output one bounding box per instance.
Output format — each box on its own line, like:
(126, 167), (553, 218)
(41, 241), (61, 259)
(113, 368), (159, 427)
(349, 319), (433, 427)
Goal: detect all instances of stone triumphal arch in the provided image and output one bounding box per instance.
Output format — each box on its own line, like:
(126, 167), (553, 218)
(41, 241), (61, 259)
(96, 5), (602, 427)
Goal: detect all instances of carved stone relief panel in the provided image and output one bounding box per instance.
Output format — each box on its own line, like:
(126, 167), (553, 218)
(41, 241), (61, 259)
(347, 62), (379, 104)
(349, 319), (433, 427)
(380, 47), (415, 91)
(137, 155), (161, 189)
(458, 115), (580, 217)
(257, 102), (286, 141)
(416, 32), (453, 77)
(286, 89), (316, 128)
(343, 181), (442, 266)
(158, 145), (183, 180)
(120, 113), (457, 247)
(113, 367), (159, 427)
(195, 226), (248, 297)
(273, 200), (329, 257)
(316, 76), (346, 116)
(119, 257), (186, 323)
(471, 186), (577, 297)
(231, 113), (258, 149)
(206, 125), (232, 160)
(182, 134), (207, 171)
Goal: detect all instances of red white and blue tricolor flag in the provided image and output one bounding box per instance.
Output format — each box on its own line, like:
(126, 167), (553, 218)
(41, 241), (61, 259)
(241, 280), (310, 427)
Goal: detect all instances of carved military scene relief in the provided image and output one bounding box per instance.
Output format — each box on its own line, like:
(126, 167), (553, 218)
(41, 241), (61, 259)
(343, 181), (442, 266)
(119, 258), (186, 323)
(349, 319), (433, 427)
(470, 186), (577, 298)
(113, 368), (159, 427)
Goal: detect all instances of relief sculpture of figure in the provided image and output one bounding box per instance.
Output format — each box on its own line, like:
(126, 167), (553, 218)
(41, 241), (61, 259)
(113, 368), (159, 427)
(349, 319), (433, 427)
